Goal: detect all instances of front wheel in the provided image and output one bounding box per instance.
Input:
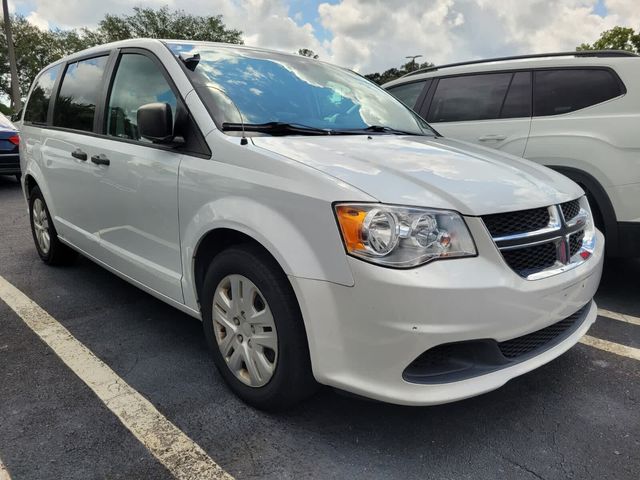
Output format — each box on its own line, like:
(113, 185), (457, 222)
(201, 245), (318, 411)
(29, 186), (78, 265)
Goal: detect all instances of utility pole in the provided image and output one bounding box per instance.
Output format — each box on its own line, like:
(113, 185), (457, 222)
(405, 55), (423, 72)
(2, 0), (21, 112)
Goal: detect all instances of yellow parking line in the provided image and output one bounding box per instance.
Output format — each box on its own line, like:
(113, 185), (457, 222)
(598, 309), (640, 327)
(580, 335), (640, 361)
(0, 456), (11, 480)
(0, 275), (233, 480)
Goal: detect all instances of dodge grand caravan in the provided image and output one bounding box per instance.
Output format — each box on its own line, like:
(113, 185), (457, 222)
(19, 39), (604, 410)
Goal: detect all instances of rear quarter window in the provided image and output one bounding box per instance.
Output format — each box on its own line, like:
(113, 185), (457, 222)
(24, 65), (61, 125)
(533, 69), (623, 116)
(53, 56), (109, 132)
(387, 80), (430, 108)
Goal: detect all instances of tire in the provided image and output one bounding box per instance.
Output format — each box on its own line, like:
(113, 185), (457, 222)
(29, 186), (78, 266)
(201, 244), (318, 411)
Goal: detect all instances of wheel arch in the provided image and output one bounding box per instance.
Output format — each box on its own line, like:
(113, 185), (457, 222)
(191, 227), (287, 311)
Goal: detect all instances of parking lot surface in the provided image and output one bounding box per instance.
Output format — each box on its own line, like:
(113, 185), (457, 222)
(0, 175), (638, 480)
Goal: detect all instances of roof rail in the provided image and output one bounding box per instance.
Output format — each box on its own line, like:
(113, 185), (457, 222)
(402, 50), (639, 78)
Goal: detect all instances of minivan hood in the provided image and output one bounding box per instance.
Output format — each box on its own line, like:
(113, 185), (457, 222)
(252, 135), (582, 216)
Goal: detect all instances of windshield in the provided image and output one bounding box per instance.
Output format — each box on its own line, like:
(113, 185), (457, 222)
(167, 42), (434, 136)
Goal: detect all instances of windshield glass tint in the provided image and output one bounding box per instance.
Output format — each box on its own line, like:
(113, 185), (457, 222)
(168, 43), (431, 135)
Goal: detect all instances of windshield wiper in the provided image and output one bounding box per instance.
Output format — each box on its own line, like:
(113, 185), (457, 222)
(337, 125), (424, 136)
(222, 121), (336, 136)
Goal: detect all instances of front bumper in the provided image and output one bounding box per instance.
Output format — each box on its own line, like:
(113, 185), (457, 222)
(290, 218), (604, 406)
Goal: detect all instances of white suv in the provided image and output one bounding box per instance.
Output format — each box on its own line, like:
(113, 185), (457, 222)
(19, 40), (603, 410)
(384, 51), (640, 257)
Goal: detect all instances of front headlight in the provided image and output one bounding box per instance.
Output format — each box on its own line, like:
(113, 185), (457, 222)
(334, 203), (476, 268)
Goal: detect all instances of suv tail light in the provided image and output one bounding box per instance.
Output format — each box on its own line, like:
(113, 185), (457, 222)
(8, 134), (19, 145)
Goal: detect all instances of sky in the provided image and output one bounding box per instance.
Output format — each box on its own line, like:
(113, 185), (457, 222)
(6, 0), (640, 73)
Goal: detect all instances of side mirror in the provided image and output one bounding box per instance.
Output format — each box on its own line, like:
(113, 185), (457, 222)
(137, 102), (174, 143)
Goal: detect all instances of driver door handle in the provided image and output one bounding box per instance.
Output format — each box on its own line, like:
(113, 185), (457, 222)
(91, 154), (110, 166)
(71, 149), (87, 161)
(478, 134), (506, 142)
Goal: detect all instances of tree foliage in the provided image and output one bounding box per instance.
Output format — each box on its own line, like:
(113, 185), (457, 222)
(364, 60), (434, 85)
(93, 6), (243, 44)
(0, 7), (243, 105)
(577, 26), (640, 53)
(298, 48), (319, 59)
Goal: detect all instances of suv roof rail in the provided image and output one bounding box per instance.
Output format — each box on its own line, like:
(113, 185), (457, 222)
(402, 50), (639, 78)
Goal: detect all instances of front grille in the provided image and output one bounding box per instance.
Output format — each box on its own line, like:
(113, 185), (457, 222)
(482, 198), (591, 280)
(569, 230), (584, 257)
(403, 304), (590, 384)
(498, 307), (585, 358)
(483, 207), (549, 237)
(501, 242), (557, 275)
(561, 199), (580, 222)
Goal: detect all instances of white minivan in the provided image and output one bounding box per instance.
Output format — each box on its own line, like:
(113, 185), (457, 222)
(20, 39), (603, 410)
(384, 51), (640, 257)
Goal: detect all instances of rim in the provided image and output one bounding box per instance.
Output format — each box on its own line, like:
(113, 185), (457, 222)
(212, 274), (278, 387)
(32, 198), (51, 255)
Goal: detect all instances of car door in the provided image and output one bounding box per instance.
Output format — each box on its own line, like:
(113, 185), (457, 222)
(422, 71), (532, 157)
(88, 49), (184, 302)
(41, 54), (111, 256)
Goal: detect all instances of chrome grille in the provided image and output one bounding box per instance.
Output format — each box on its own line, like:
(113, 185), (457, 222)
(501, 242), (557, 276)
(483, 207), (549, 237)
(482, 197), (594, 280)
(560, 200), (580, 223)
(569, 230), (584, 257)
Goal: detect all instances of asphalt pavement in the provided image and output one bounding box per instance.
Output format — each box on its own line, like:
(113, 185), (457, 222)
(0, 174), (638, 480)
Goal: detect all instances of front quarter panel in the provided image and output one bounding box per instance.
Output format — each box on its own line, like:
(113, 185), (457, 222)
(179, 131), (372, 311)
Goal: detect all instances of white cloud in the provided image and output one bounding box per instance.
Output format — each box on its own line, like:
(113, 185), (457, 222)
(12, 0), (640, 74)
(25, 11), (49, 30)
(318, 0), (640, 72)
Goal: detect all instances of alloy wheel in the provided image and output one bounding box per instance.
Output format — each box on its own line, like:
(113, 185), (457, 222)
(32, 198), (51, 255)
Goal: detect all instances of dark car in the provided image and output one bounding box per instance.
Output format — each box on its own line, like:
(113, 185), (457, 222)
(0, 113), (20, 180)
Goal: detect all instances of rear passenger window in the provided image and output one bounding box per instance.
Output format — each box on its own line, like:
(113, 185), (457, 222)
(427, 73), (512, 122)
(387, 80), (429, 108)
(501, 72), (531, 118)
(534, 69), (623, 116)
(53, 56), (108, 132)
(24, 65), (60, 124)
(106, 54), (177, 142)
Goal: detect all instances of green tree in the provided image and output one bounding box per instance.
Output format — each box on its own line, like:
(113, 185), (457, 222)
(93, 6), (243, 44)
(0, 7), (243, 103)
(577, 26), (640, 53)
(364, 60), (434, 85)
(298, 48), (319, 59)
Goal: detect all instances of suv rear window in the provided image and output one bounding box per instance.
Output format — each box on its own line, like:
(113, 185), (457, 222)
(387, 80), (429, 108)
(24, 65), (60, 124)
(427, 73), (512, 122)
(533, 69), (623, 116)
(53, 56), (109, 132)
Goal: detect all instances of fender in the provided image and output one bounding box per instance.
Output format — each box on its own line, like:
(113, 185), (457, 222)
(180, 196), (356, 312)
(546, 165), (619, 256)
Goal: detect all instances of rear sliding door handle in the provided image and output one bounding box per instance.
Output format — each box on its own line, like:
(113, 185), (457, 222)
(91, 154), (110, 166)
(478, 134), (506, 142)
(71, 149), (87, 161)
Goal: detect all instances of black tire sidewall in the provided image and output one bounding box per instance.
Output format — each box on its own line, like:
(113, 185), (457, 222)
(201, 245), (316, 410)
(29, 187), (54, 263)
